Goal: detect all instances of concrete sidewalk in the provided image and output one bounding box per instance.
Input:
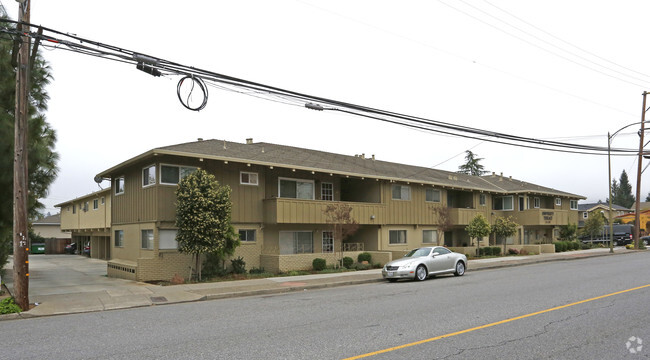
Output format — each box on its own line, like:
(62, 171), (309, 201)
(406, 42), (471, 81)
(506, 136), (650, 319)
(0, 247), (636, 320)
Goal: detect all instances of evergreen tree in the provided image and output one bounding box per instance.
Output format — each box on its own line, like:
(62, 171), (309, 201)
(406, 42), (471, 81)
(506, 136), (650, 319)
(457, 150), (488, 176)
(614, 170), (635, 208)
(175, 169), (239, 281)
(0, 14), (59, 271)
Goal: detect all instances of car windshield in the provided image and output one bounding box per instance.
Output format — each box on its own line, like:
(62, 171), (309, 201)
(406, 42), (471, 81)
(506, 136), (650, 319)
(404, 248), (431, 258)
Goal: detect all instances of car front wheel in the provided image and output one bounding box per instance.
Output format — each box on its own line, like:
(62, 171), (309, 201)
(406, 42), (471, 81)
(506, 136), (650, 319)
(454, 261), (465, 276)
(415, 265), (427, 281)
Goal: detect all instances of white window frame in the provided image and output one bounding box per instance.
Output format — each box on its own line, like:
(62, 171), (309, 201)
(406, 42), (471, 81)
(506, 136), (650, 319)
(389, 230), (407, 244)
(391, 185), (411, 201)
(239, 229), (256, 242)
(583, 212), (588, 219)
(321, 182), (334, 201)
(534, 197), (541, 208)
(92, 199), (99, 210)
(278, 177), (315, 200)
(322, 231), (334, 253)
(422, 230), (437, 244)
(159, 229), (178, 250)
(115, 177), (125, 195)
(240, 171), (259, 186)
(141, 229), (154, 250)
(160, 164), (198, 185)
(142, 164), (156, 188)
(555, 198), (562, 206)
(495, 195), (514, 211)
(425, 188), (441, 203)
(570, 200), (578, 210)
(114, 230), (124, 247)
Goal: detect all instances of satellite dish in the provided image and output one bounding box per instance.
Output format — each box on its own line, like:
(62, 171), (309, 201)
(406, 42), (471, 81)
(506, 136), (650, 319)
(94, 175), (103, 184)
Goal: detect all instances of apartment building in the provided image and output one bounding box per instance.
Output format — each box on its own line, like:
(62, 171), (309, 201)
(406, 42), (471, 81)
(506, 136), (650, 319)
(61, 138), (582, 282)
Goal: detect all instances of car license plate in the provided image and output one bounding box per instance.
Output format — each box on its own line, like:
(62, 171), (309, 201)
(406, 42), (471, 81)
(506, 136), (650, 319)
(387, 271), (394, 277)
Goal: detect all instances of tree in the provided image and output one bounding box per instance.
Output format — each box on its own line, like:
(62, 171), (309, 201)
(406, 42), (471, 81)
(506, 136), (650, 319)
(581, 211), (605, 240)
(175, 169), (239, 281)
(430, 205), (452, 245)
(612, 170), (635, 208)
(323, 203), (359, 268)
(492, 216), (518, 255)
(558, 223), (578, 242)
(645, 192), (649, 202)
(457, 150), (488, 176)
(0, 14), (58, 272)
(466, 214), (491, 257)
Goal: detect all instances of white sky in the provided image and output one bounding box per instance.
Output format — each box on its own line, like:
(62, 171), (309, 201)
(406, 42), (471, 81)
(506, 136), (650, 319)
(6, 0), (650, 214)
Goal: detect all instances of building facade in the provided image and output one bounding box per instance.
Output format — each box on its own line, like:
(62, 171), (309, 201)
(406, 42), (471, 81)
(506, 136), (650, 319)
(62, 139), (582, 282)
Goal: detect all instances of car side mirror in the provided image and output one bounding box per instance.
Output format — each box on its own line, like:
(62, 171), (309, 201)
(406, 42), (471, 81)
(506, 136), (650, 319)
(431, 252), (440, 256)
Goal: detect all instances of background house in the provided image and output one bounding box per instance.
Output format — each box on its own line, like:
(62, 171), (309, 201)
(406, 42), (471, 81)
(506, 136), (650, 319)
(31, 213), (71, 254)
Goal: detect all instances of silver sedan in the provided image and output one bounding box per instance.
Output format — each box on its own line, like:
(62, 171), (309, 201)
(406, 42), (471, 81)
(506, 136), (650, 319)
(382, 246), (467, 282)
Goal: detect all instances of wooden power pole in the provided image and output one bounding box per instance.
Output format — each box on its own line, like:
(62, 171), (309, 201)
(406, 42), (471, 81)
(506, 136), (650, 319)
(13, 0), (31, 311)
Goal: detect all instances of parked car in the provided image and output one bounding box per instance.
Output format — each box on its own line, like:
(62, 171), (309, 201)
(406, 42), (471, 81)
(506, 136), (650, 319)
(64, 242), (77, 254)
(382, 246), (467, 282)
(83, 244), (90, 256)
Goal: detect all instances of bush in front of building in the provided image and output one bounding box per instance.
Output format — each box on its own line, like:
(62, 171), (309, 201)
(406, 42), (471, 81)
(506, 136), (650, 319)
(507, 248), (519, 255)
(342, 257), (354, 269)
(312, 258), (327, 271)
(357, 252), (372, 263)
(230, 256), (246, 274)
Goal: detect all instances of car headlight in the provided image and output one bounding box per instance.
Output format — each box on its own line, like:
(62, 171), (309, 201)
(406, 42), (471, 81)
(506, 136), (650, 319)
(402, 261), (416, 269)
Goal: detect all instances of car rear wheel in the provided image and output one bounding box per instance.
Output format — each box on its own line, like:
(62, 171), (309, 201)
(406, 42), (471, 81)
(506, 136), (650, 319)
(415, 265), (427, 281)
(454, 261), (465, 276)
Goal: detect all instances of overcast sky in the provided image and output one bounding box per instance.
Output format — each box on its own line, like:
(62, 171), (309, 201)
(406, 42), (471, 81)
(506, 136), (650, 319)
(5, 0), (650, 214)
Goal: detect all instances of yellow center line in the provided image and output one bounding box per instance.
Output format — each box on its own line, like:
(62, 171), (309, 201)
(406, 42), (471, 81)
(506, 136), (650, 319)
(344, 283), (650, 360)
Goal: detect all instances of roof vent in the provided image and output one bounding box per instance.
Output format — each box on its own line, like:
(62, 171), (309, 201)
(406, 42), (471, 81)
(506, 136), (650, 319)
(372, 154), (375, 161)
(197, 138), (203, 141)
(246, 138), (253, 145)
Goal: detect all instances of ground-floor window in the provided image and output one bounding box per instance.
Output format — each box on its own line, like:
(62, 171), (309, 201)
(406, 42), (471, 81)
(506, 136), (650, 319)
(389, 230), (407, 244)
(422, 230), (437, 244)
(279, 231), (313, 254)
(239, 229), (256, 242)
(159, 229), (178, 250)
(141, 229), (154, 249)
(322, 231), (333, 253)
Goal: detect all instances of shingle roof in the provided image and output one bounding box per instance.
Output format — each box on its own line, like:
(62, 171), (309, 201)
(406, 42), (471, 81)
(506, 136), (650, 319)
(32, 213), (60, 225)
(100, 139), (584, 198)
(577, 202), (631, 211)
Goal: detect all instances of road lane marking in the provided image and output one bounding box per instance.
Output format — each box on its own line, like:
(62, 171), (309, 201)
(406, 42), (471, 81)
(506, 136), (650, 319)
(344, 283), (650, 360)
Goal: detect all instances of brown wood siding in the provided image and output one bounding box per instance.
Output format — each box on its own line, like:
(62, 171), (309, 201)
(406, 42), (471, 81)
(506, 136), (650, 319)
(385, 183), (442, 225)
(112, 163), (157, 224)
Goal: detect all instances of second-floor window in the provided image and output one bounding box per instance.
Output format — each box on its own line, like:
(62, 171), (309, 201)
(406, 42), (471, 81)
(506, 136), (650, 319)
(72, 204), (76, 214)
(392, 185), (411, 201)
(115, 177), (125, 195)
(425, 188), (441, 202)
(240, 172), (258, 185)
(161, 165), (197, 185)
(479, 194), (486, 206)
(143, 165), (156, 187)
(279, 178), (314, 199)
(321, 183), (333, 201)
(555, 198), (562, 206)
(570, 200), (578, 210)
(93, 199), (99, 210)
(534, 197), (541, 208)
(493, 196), (514, 211)
(583, 212), (588, 219)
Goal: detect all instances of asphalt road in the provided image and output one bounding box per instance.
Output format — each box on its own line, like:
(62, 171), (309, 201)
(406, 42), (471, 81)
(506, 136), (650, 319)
(2, 252), (649, 359)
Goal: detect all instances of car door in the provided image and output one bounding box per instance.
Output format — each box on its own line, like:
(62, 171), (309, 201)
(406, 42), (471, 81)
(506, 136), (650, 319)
(428, 247), (454, 273)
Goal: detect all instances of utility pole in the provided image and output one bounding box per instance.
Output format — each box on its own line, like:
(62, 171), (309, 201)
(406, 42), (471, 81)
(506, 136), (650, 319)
(634, 91), (647, 250)
(13, 0), (31, 311)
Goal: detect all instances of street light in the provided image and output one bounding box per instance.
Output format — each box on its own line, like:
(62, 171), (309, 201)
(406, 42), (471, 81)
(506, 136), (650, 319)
(607, 119), (649, 253)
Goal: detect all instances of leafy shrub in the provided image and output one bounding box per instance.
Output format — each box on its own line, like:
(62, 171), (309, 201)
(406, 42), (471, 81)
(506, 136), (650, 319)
(553, 242), (565, 252)
(570, 241), (580, 250)
(0, 297), (21, 314)
(353, 263), (372, 271)
(312, 258), (326, 271)
(491, 247), (501, 256)
(230, 256), (246, 274)
(342, 257), (354, 269)
(507, 248), (519, 255)
(249, 267), (265, 274)
(373, 262), (383, 269)
(626, 244), (635, 249)
(580, 242), (592, 250)
(202, 252), (228, 278)
(357, 252), (372, 263)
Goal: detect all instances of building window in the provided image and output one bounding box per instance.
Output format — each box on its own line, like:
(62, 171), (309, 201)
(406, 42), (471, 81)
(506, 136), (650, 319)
(425, 188), (441, 202)
(279, 178), (314, 199)
(479, 194), (486, 206)
(240, 172), (258, 186)
(101, 197), (105, 205)
(279, 231), (313, 254)
(83, 201), (89, 212)
(555, 198), (562, 206)
(583, 212), (588, 219)
(322, 231), (334, 253)
(422, 230), (438, 244)
(114, 230), (124, 247)
(93, 199), (99, 210)
(159, 229), (178, 250)
(142, 165), (156, 187)
(160, 165), (197, 185)
(72, 204), (76, 214)
(141, 230), (154, 250)
(570, 200), (578, 210)
(239, 229), (256, 242)
(534, 197), (541, 208)
(115, 177), (125, 195)
(391, 185), (411, 201)
(321, 182), (334, 201)
(389, 230), (407, 244)
(493, 196), (514, 211)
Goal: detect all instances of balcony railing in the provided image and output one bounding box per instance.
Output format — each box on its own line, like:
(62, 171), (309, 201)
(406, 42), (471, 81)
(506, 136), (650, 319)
(263, 198), (385, 224)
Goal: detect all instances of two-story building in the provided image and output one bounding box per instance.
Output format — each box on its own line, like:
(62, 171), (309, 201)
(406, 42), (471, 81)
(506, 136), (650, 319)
(70, 138), (582, 282)
(577, 202), (632, 228)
